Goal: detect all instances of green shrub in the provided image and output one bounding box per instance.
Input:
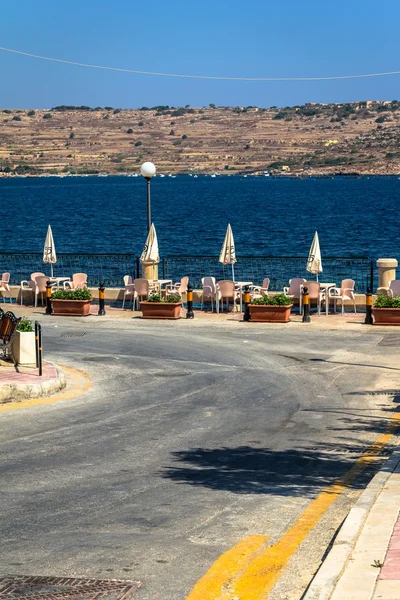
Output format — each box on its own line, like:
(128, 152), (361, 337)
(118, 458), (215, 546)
(374, 295), (400, 308)
(52, 288), (92, 300)
(17, 319), (34, 332)
(27, 110), (35, 117)
(43, 113), (52, 119)
(147, 292), (181, 303)
(251, 294), (292, 306)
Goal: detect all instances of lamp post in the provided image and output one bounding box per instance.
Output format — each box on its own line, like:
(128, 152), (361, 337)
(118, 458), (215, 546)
(140, 162), (156, 232)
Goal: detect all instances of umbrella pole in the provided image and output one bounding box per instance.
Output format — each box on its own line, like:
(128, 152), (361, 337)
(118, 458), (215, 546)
(232, 264), (235, 282)
(51, 264), (53, 278)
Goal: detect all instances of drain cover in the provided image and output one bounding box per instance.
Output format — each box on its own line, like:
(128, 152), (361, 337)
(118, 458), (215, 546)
(60, 332), (87, 338)
(0, 575), (141, 599)
(378, 335), (400, 347)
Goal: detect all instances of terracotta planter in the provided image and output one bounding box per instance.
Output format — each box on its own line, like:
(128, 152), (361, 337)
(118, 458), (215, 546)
(372, 308), (400, 326)
(140, 301), (182, 320)
(51, 299), (92, 316)
(249, 304), (293, 323)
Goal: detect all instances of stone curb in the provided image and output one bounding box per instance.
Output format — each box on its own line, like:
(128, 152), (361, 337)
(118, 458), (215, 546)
(303, 444), (400, 600)
(0, 363), (66, 403)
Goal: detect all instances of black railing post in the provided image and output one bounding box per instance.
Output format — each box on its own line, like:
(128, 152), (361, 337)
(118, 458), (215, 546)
(45, 281), (52, 315)
(243, 285), (251, 321)
(98, 282), (106, 316)
(186, 282), (194, 319)
(302, 287), (311, 323)
(35, 321), (43, 376)
(35, 321), (39, 368)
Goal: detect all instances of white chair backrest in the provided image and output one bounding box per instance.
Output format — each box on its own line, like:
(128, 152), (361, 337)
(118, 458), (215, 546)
(178, 276), (189, 294)
(31, 272), (45, 281)
(72, 273), (87, 288)
(288, 278), (306, 296)
(217, 280), (235, 296)
(202, 276), (216, 293)
(134, 278), (150, 296)
(261, 278), (270, 291)
(389, 280), (400, 297)
(124, 275), (133, 286)
(341, 279), (355, 296)
(2, 272), (10, 284)
(304, 281), (321, 298)
(35, 275), (48, 293)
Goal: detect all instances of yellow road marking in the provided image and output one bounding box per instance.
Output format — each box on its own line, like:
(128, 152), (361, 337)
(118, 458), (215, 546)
(186, 411), (400, 600)
(0, 364), (92, 412)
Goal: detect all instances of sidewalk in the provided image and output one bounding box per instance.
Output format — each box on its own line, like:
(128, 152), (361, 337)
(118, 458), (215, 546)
(0, 359), (66, 402)
(304, 447), (400, 600)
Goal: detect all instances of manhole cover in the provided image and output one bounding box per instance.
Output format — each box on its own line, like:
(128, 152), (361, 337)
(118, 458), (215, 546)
(151, 371), (191, 378)
(378, 335), (400, 347)
(0, 575), (141, 599)
(60, 332), (87, 338)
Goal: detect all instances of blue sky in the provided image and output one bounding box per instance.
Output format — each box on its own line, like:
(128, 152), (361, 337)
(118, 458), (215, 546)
(1, 0), (399, 108)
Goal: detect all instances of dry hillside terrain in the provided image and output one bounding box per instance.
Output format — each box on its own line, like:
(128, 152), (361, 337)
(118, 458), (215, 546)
(1, 101), (400, 176)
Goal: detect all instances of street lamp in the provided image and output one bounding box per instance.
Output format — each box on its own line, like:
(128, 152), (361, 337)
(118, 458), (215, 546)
(140, 161), (156, 232)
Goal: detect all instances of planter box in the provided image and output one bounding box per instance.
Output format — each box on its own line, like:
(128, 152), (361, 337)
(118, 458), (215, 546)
(249, 304), (293, 323)
(372, 307), (400, 326)
(12, 331), (36, 364)
(51, 299), (92, 317)
(141, 301), (182, 320)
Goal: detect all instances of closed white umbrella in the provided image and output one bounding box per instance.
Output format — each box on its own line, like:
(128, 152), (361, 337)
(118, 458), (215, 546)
(43, 224), (57, 278)
(219, 223), (237, 281)
(140, 223), (159, 278)
(307, 231), (323, 281)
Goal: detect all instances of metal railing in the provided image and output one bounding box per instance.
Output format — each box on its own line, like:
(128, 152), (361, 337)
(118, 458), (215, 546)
(0, 253), (374, 292)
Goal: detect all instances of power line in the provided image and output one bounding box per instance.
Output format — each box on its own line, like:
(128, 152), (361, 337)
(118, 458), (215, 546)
(1, 46), (400, 81)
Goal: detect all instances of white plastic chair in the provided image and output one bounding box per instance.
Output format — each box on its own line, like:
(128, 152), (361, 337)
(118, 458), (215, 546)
(283, 278), (306, 302)
(20, 272), (45, 306)
(201, 276), (217, 311)
(122, 275), (135, 309)
(329, 279), (356, 313)
(64, 273), (87, 290)
(250, 278), (270, 300)
(0, 272), (11, 303)
(133, 278), (153, 310)
(216, 280), (240, 313)
(166, 276), (188, 299)
(300, 281), (326, 316)
(388, 280), (400, 298)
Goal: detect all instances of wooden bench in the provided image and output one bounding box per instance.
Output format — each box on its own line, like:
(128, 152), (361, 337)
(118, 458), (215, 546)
(0, 310), (21, 367)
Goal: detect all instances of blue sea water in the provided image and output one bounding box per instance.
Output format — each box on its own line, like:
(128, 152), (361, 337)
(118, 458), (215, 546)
(0, 175), (399, 259)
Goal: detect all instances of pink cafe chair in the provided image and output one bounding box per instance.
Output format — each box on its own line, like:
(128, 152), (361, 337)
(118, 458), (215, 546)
(20, 272), (45, 306)
(283, 278), (306, 304)
(250, 278), (270, 300)
(0, 272), (11, 303)
(201, 276), (217, 311)
(216, 280), (240, 313)
(133, 278), (154, 310)
(388, 280), (400, 298)
(64, 273), (87, 290)
(300, 281), (326, 316)
(329, 279), (356, 313)
(166, 276), (189, 300)
(122, 275), (135, 309)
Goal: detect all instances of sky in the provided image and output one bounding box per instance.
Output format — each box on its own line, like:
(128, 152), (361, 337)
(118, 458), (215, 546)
(1, 0), (400, 109)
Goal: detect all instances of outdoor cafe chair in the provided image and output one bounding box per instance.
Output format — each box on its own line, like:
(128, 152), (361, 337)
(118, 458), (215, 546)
(166, 276), (189, 300)
(328, 279), (356, 313)
(300, 281), (325, 316)
(64, 273), (88, 290)
(216, 280), (240, 313)
(122, 275), (135, 309)
(283, 278), (306, 303)
(20, 272), (45, 306)
(201, 276), (217, 311)
(133, 278), (154, 310)
(388, 280), (400, 298)
(250, 278), (270, 300)
(0, 272), (11, 303)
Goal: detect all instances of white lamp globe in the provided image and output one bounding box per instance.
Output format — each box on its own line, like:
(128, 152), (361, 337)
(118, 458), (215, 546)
(140, 162), (156, 178)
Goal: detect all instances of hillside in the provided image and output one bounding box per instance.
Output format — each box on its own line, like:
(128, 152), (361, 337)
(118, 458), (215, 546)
(1, 101), (400, 176)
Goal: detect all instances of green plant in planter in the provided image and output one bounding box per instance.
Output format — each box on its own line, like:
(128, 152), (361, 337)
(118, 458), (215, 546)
(251, 293), (292, 306)
(374, 295), (400, 308)
(17, 318), (34, 332)
(52, 288), (92, 300)
(147, 292), (181, 303)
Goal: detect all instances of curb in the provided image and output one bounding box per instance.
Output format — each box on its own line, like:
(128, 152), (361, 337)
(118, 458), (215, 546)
(0, 363), (66, 403)
(303, 444), (400, 600)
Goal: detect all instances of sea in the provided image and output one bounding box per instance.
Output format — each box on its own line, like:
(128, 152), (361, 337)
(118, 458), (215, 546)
(1, 174), (398, 259)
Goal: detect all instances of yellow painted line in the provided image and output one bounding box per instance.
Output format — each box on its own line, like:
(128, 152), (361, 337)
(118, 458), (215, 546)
(186, 535), (269, 600)
(0, 364), (92, 412)
(186, 410), (400, 600)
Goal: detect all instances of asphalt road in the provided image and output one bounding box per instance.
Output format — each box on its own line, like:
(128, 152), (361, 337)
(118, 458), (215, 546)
(0, 319), (398, 599)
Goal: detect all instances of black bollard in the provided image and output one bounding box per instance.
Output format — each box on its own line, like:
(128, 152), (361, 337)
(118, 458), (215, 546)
(243, 285), (251, 321)
(98, 282), (106, 316)
(302, 287), (311, 323)
(186, 282), (194, 319)
(45, 281), (52, 315)
(365, 288), (373, 325)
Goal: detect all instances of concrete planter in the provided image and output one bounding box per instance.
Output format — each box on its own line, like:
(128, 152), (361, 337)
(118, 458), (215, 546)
(372, 308), (400, 326)
(249, 304), (293, 323)
(12, 331), (36, 364)
(51, 299), (92, 316)
(140, 301), (182, 320)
